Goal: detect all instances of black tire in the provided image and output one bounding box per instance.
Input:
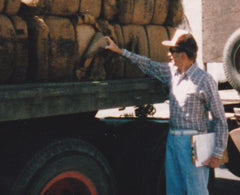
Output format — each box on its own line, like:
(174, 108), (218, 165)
(12, 138), (117, 195)
(113, 120), (169, 195)
(223, 28), (240, 91)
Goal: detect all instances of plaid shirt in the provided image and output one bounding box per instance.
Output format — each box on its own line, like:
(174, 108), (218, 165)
(122, 49), (228, 158)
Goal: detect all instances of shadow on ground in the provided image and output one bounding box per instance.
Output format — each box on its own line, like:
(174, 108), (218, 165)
(213, 178), (240, 195)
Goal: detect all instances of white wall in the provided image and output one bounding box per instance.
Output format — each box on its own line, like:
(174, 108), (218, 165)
(181, 0), (203, 68)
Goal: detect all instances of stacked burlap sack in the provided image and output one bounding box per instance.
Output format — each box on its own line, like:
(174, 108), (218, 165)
(20, 0), (183, 26)
(0, 0), (184, 83)
(0, 0), (28, 83)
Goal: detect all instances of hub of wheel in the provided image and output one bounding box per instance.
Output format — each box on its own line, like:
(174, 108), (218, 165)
(40, 171), (97, 195)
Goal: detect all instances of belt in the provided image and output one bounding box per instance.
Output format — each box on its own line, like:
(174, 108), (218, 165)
(170, 130), (199, 135)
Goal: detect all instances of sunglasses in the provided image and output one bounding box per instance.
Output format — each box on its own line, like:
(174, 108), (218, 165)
(169, 47), (184, 54)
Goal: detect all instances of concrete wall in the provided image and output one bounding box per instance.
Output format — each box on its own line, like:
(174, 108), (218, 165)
(202, 0), (240, 63)
(182, 0), (240, 64)
(182, 0), (240, 83)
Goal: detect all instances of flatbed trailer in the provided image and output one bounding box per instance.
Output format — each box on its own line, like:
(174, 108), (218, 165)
(1, 1), (240, 194)
(0, 78), (170, 195)
(0, 78), (167, 122)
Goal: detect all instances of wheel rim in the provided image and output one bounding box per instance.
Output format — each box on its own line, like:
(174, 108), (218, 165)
(233, 44), (240, 73)
(40, 171), (97, 195)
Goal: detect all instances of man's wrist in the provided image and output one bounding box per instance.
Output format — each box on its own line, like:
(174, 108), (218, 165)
(116, 48), (123, 55)
(121, 49), (131, 57)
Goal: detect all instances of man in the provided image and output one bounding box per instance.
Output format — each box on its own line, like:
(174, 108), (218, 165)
(104, 29), (228, 195)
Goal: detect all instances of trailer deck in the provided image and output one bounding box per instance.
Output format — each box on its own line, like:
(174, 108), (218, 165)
(0, 78), (168, 122)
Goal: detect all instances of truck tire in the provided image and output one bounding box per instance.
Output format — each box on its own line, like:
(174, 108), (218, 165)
(223, 28), (240, 91)
(12, 138), (117, 195)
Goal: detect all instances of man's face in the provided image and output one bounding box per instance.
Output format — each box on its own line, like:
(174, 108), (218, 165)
(168, 47), (184, 69)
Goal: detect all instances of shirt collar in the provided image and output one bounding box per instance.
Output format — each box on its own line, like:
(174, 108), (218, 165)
(185, 62), (198, 78)
(172, 62), (198, 78)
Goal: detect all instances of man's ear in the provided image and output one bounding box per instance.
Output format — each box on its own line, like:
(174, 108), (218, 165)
(181, 52), (187, 60)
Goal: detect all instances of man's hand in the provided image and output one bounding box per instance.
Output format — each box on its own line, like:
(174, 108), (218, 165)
(104, 36), (123, 54)
(203, 156), (222, 168)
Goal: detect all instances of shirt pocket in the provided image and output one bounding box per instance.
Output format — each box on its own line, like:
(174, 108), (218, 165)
(185, 92), (199, 105)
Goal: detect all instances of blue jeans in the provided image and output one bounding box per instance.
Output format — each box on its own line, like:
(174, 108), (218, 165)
(165, 132), (209, 195)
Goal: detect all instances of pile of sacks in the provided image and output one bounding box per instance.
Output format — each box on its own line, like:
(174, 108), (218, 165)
(0, 0), (184, 83)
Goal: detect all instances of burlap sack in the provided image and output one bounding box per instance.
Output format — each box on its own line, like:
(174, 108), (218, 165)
(0, 14), (15, 83)
(45, 16), (77, 81)
(102, 0), (118, 21)
(118, 0), (154, 25)
(132, 0), (154, 25)
(0, 0), (4, 13)
(122, 25), (148, 78)
(164, 0), (184, 27)
(146, 25), (170, 62)
(88, 53), (107, 81)
(85, 32), (108, 58)
(77, 14), (96, 26)
(151, 0), (169, 25)
(25, 16), (50, 82)
(103, 24), (125, 79)
(75, 23), (96, 64)
(118, 0), (134, 24)
(166, 26), (177, 40)
(2, 0), (21, 15)
(21, 0), (79, 15)
(79, 0), (101, 19)
(9, 16), (28, 83)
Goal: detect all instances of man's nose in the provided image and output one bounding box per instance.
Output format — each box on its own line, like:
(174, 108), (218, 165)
(168, 52), (172, 59)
